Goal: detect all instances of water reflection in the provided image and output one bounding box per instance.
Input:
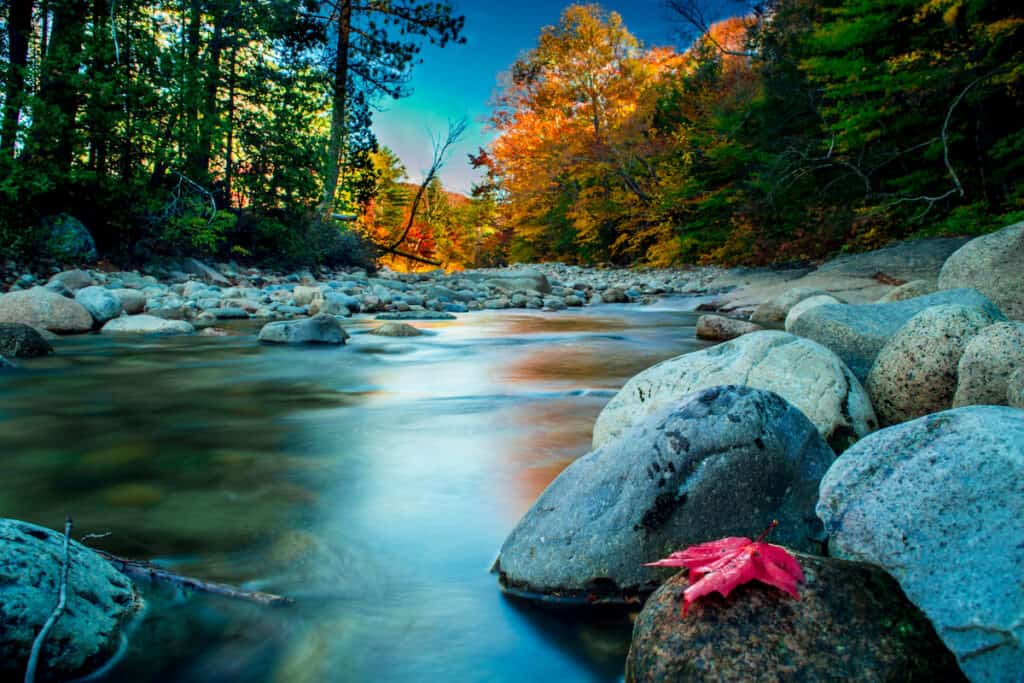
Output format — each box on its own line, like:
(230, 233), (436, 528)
(0, 301), (705, 682)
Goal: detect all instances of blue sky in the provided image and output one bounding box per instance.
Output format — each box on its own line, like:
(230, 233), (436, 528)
(370, 1), (678, 194)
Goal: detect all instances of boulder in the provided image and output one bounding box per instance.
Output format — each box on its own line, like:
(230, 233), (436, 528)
(866, 304), (1002, 425)
(40, 214), (97, 262)
(939, 221), (1024, 319)
(0, 287), (94, 334)
(370, 322), (423, 337)
(113, 288), (146, 315)
(47, 269), (93, 292)
(482, 268), (552, 294)
(626, 553), (963, 683)
(292, 285), (321, 307)
(494, 386), (835, 601)
(783, 294), (843, 332)
(593, 331), (876, 452)
(257, 314), (348, 345)
(876, 279), (936, 303)
(818, 406), (1024, 683)
(788, 288), (1004, 381)
(182, 257), (230, 285)
(0, 322), (53, 358)
(601, 287), (630, 303)
(695, 314), (761, 341)
(814, 236), (970, 281)
(0, 519), (141, 680)
(312, 291), (360, 316)
(1009, 368), (1024, 409)
(953, 322), (1024, 407)
(101, 314), (194, 335)
(750, 287), (829, 325)
(74, 286), (123, 325)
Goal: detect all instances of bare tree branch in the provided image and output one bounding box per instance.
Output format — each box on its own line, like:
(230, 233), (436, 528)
(25, 518), (72, 683)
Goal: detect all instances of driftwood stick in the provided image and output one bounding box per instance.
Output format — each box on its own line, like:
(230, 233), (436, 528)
(25, 518), (73, 683)
(94, 550), (291, 607)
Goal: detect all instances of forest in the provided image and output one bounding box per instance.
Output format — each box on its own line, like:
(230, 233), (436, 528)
(1, 0), (1022, 269)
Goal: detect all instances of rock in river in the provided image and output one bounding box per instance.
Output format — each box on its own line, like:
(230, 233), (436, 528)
(0, 519), (141, 681)
(593, 330), (876, 452)
(866, 303), (1002, 425)
(494, 386), (835, 601)
(101, 314), (195, 335)
(817, 406), (1024, 683)
(695, 314), (761, 341)
(626, 553), (963, 683)
(787, 288), (1004, 380)
(0, 322), (53, 358)
(75, 285), (123, 325)
(369, 322), (423, 337)
(0, 287), (94, 334)
(258, 314), (349, 345)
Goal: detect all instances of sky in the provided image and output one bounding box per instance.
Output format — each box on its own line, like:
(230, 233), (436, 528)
(370, 1), (681, 195)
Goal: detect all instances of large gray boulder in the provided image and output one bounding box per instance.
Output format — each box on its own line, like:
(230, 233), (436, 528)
(627, 553), (963, 683)
(494, 386), (835, 601)
(0, 519), (141, 680)
(939, 221), (1024, 319)
(784, 294), (844, 332)
(74, 286), (123, 325)
(1009, 368), (1024, 409)
(101, 314), (194, 335)
(369, 322), (423, 337)
(866, 304), (1002, 425)
(695, 314), (761, 341)
(112, 288), (146, 315)
(953, 322), (1024, 407)
(818, 406), (1024, 683)
(593, 331), (876, 452)
(182, 257), (230, 285)
(40, 214), (97, 262)
(0, 322), (53, 358)
(788, 288), (1004, 381)
(47, 269), (93, 292)
(481, 268), (552, 294)
(0, 287), (94, 334)
(258, 314), (349, 345)
(750, 287), (829, 325)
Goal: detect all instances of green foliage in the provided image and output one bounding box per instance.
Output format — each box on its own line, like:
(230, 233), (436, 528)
(159, 209), (237, 256)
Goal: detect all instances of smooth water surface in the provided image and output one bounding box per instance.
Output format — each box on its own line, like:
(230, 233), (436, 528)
(0, 300), (709, 682)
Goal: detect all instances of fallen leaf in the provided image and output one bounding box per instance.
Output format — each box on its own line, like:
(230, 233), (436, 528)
(644, 521), (804, 616)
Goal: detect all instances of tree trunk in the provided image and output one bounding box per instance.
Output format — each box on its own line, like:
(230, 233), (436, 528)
(1, 0), (34, 157)
(183, 0), (202, 170)
(192, 1), (234, 181)
(320, 0), (352, 216)
(224, 45), (237, 205)
(87, 0), (110, 175)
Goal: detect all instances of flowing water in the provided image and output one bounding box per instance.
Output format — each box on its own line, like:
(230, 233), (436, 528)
(0, 299), (709, 682)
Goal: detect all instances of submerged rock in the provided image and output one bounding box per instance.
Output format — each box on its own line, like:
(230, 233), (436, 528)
(818, 406), (1024, 682)
(787, 288), (1003, 380)
(593, 331), (876, 452)
(376, 311), (456, 321)
(0, 322), (53, 358)
(258, 314), (349, 345)
(939, 221), (1024, 320)
(0, 519), (141, 680)
(494, 386), (834, 601)
(866, 304), (1001, 425)
(626, 552), (963, 683)
(0, 287), (94, 334)
(101, 314), (195, 335)
(369, 322), (423, 337)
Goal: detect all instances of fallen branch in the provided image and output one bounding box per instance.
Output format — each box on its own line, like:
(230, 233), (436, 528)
(93, 550), (291, 607)
(25, 518), (73, 683)
(388, 248), (442, 267)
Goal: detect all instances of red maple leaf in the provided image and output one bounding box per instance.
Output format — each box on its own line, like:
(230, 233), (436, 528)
(644, 521), (804, 616)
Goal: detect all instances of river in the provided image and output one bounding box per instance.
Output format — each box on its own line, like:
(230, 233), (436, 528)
(0, 299), (709, 682)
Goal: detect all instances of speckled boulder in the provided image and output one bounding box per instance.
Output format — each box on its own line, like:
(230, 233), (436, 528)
(0, 519), (141, 681)
(1009, 368), (1024, 408)
(939, 221), (1024, 319)
(626, 553), (963, 683)
(0, 323), (53, 358)
(876, 279), (936, 303)
(494, 386), (835, 602)
(818, 406), (1024, 683)
(953, 322), (1024, 407)
(0, 287), (94, 334)
(695, 314), (762, 341)
(866, 304), (1003, 425)
(788, 288), (1003, 381)
(784, 294), (843, 332)
(593, 331), (876, 452)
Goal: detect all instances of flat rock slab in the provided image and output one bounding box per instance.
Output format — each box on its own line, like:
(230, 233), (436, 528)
(627, 552), (964, 683)
(788, 288), (1003, 381)
(494, 386), (835, 602)
(818, 406), (1024, 683)
(376, 311), (456, 321)
(101, 314), (195, 335)
(0, 519), (141, 680)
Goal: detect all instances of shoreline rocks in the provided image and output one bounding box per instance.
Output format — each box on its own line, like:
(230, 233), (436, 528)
(0, 323), (53, 358)
(938, 221), (1023, 320)
(0, 287), (94, 334)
